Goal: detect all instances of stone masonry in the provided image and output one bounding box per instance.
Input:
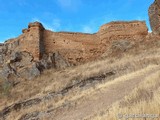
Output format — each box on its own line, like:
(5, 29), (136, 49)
(2, 20), (148, 65)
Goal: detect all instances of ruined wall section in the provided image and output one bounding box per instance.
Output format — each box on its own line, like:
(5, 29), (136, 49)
(98, 21), (148, 45)
(1, 21), (149, 65)
(43, 30), (101, 64)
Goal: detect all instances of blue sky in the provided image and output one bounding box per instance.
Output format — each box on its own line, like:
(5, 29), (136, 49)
(0, 0), (154, 42)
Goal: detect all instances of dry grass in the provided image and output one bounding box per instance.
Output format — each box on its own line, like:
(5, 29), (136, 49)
(6, 64), (160, 120)
(87, 70), (160, 120)
(1, 48), (160, 108)
(1, 44), (160, 119)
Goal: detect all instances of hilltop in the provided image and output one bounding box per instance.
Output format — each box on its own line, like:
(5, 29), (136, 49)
(0, 0), (160, 120)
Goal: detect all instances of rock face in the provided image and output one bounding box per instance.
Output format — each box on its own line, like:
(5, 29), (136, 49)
(39, 52), (71, 70)
(0, 20), (149, 80)
(0, 51), (70, 81)
(149, 0), (160, 34)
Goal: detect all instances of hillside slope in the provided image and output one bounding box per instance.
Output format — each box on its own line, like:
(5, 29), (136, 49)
(1, 45), (160, 119)
(1, 0), (160, 119)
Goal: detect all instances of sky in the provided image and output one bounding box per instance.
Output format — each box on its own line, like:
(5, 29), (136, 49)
(0, 0), (154, 42)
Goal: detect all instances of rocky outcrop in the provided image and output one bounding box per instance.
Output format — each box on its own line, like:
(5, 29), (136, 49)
(18, 63), (40, 80)
(149, 0), (160, 34)
(39, 52), (71, 70)
(0, 51), (70, 81)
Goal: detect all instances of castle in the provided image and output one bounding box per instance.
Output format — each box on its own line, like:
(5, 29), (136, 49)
(1, 0), (160, 80)
(3, 21), (148, 65)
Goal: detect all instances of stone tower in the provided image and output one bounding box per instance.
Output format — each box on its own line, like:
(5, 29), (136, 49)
(22, 22), (45, 60)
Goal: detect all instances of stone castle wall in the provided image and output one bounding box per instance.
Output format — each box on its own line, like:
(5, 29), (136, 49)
(2, 21), (148, 64)
(43, 31), (99, 53)
(43, 30), (101, 64)
(98, 21), (148, 44)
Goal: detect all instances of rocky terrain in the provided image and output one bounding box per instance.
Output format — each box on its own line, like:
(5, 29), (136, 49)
(0, 0), (160, 120)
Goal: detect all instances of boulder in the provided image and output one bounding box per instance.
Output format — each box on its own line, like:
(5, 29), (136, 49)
(39, 52), (70, 70)
(10, 51), (33, 67)
(18, 63), (40, 80)
(10, 52), (22, 63)
(16, 52), (33, 67)
(39, 53), (55, 70)
(53, 52), (71, 69)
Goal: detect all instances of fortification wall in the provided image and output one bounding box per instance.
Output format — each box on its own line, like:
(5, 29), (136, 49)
(43, 30), (101, 64)
(43, 31), (99, 52)
(98, 21), (148, 44)
(1, 21), (148, 64)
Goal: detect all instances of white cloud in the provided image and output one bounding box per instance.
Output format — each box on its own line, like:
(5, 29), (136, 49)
(81, 15), (113, 34)
(82, 26), (93, 33)
(44, 25), (55, 31)
(31, 18), (61, 31)
(52, 19), (61, 30)
(57, 0), (82, 11)
(31, 18), (41, 23)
